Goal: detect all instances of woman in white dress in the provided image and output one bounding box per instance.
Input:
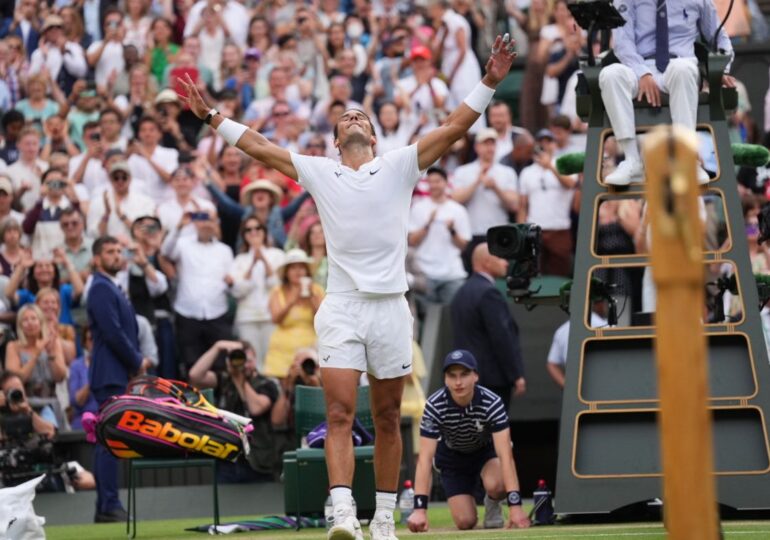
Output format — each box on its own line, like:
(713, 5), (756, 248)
(227, 215), (285, 371)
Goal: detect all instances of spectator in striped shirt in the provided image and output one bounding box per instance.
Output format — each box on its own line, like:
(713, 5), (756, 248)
(408, 349), (531, 533)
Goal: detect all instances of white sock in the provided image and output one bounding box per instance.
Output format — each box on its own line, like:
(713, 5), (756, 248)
(330, 486), (353, 508)
(618, 137), (640, 162)
(375, 491), (397, 518)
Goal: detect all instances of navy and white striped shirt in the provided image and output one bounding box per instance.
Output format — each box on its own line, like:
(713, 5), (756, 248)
(420, 385), (509, 453)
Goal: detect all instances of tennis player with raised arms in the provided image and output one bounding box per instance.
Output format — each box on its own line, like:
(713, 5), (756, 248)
(178, 33), (516, 540)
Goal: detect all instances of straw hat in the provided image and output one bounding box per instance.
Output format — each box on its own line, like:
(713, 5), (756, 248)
(41, 15), (64, 33)
(241, 179), (282, 206)
(277, 249), (313, 280)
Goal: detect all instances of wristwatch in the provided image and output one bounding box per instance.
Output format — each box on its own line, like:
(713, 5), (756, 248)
(204, 108), (219, 125)
(507, 491), (522, 506)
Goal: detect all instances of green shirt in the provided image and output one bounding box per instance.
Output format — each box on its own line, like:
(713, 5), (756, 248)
(150, 44), (180, 86)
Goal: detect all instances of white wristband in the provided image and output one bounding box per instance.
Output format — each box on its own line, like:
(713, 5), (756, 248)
(217, 118), (248, 146)
(463, 81), (496, 113)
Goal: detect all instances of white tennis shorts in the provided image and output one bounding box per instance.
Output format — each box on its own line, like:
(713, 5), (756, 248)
(315, 292), (414, 380)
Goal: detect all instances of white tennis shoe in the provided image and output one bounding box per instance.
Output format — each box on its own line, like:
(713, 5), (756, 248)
(483, 495), (505, 528)
(327, 504), (364, 540)
(604, 158), (645, 186)
(369, 511), (398, 540)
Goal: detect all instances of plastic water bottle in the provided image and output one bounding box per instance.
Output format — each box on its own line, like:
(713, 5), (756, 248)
(324, 495), (334, 529)
(532, 479), (555, 525)
(398, 480), (415, 524)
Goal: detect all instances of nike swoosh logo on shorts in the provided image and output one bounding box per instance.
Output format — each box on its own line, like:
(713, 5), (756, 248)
(402, 363), (412, 369)
(323, 355), (330, 362)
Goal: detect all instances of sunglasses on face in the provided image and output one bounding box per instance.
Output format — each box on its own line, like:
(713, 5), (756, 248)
(273, 111), (290, 117)
(111, 173), (129, 182)
(307, 143), (325, 149)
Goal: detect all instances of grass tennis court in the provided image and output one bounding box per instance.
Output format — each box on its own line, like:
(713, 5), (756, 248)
(44, 507), (770, 540)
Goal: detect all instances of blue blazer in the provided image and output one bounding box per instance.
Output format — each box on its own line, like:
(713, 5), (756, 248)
(87, 272), (142, 392)
(450, 273), (525, 387)
(0, 23), (40, 58)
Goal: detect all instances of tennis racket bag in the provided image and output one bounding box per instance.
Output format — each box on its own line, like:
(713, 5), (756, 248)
(87, 395), (246, 462)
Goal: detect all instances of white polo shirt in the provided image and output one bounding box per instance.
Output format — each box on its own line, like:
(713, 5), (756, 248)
(450, 161), (518, 236)
(408, 198), (470, 281)
(519, 162), (574, 231)
(290, 144), (422, 294)
(128, 146), (179, 203)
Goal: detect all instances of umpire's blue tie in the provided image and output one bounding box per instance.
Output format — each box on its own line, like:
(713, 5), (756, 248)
(655, 0), (670, 73)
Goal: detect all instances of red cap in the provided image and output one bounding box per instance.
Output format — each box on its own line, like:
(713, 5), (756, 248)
(404, 480), (413, 488)
(410, 46), (432, 61)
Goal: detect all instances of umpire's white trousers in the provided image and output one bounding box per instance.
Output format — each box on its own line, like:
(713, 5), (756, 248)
(599, 58), (700, 140)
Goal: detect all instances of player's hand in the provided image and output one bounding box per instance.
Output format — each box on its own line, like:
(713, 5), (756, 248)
(638, 74), (661, 108)
(407, 509), (429, 532)
(722, 74), (737, 88)
(506, 505), (531, 529)
(177, 73), (211, 120)
(483, 33), (517, 86)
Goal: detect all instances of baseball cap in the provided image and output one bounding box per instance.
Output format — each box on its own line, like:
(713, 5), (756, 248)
(443, 350), (478, 372)
(155, 89), (180, 105)
(0, 176), (13, 194)
(535, 128), (555, 141)
(410, 45), (432, 61)
(132, 215), (161, 229)
(109, 161), (131, 176)
(475, 127), (498, 143)
(244, 48), (262, 61)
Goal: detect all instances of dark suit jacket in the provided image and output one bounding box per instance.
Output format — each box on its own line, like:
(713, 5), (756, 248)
(87, 272), (142, 392)
(450, 273), (525, 387)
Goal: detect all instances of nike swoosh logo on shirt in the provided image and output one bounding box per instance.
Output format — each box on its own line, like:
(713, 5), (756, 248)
(334, 171), (342, 178)
(369, 169), (380, 175)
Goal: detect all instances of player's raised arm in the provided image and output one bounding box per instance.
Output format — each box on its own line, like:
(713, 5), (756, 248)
(416, 34), (516, 171)
(177, 74), (298, 180)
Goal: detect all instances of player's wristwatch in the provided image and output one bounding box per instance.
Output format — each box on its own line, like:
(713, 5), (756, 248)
(204, 108), (219, 125)
(507, 490), (522, 506)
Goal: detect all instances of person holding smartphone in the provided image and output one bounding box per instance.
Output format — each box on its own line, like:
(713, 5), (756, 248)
(85, 9), (126, 91)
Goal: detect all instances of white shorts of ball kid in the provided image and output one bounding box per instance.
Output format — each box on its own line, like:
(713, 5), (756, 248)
(315, 292), (414, 380)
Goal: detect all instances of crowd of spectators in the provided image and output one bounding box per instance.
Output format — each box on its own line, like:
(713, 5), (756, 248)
(0, 0), (768, 482)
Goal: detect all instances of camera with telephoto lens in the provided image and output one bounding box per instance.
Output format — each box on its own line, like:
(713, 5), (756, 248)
(487, 224), (542, 299)
(301, 357), (317, 376)
(228, 348), (247, 370)
(0, 414), (76, 491)
(7, 388), (24, 405)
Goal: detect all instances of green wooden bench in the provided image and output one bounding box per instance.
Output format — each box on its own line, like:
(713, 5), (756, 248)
(282, 385), (376, 526)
